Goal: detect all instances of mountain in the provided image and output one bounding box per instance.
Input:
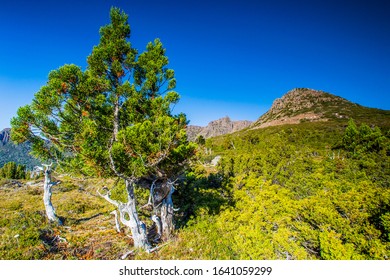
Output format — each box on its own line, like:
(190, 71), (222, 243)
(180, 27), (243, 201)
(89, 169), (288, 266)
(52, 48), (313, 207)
(252, 88), (390, 129)
(0, 128), (40, 169)
(187, 116), (252, 141)
(0, 128), (11, 145)
(186, 125), (203, 142)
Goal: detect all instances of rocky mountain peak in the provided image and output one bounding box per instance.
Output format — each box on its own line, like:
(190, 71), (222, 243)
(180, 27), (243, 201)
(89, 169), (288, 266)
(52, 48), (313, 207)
(270, 88), (347, 112)
(252, 88), (354, 129)
(187, 116), (252, 141)
(0, 128), (11, 146)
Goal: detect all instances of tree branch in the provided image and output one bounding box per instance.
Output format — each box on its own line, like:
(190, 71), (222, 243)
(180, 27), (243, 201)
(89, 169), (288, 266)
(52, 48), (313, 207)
(97, 187), (120, 207)
(110, 210), (121, 233)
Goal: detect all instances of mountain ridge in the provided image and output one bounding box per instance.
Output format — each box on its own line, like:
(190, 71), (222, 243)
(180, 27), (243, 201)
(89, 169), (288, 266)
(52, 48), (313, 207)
(187, 116), (252, 141)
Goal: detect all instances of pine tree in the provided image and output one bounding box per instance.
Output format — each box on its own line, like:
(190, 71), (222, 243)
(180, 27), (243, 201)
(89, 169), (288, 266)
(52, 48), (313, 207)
(11, 7), (194, 250)
(342, 119), (359, 154)
(0, 162), (26, 179)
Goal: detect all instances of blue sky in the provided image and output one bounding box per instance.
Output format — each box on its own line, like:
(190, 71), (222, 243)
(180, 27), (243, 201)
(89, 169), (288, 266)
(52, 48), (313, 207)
(0, 0), (389, 129)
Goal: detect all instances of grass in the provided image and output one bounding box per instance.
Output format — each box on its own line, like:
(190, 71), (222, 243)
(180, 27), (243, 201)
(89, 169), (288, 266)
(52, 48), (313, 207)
(0, 177), (134, 259)
(0, 173), (235, 260)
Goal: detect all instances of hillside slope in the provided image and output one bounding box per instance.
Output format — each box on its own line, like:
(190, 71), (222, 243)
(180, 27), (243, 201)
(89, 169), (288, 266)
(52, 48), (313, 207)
(252, 88), (390, 129)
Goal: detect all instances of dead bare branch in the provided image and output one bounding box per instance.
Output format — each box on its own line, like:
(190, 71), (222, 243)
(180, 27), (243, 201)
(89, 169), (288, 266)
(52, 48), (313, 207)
(110, 210), (121, 233)
(97, 187), (120, 207)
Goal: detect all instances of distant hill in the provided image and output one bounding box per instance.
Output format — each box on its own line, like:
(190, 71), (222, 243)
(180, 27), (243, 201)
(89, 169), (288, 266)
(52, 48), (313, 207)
(187, 116), (252, 141)
(252, 88), (390, 130)
(0, 128), (40, 169)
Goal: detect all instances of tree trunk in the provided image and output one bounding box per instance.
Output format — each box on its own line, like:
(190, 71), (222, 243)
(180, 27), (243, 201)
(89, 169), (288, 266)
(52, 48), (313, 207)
(113, 97), (119, 141)
(43, 166), (62, 225)
(111, 210), (121, 233)
(99, 181), (151, 250)
(160, 183), (175, 241)
(99, 180), (150, 250)
(120, 179), (150, 250)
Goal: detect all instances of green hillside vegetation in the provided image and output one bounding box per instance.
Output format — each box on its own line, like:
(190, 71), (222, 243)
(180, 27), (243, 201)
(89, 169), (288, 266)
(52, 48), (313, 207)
(1, 118), (389, 259)
(166, 119), (389, 260)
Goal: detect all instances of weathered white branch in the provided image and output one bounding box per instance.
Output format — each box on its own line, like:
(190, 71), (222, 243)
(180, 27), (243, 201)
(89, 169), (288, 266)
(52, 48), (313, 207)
(50, 180), (61, 188)
(34, 166), (44, 172)
(97, 188), (120, 207)
(121, 250), (136, 260)
(97, 181), (151, 251)
(110, 210), (121, 233)
(41, 163), (62, 225)
(140, 180), (157, 210)
(145, 240), (173, 254)
(42, 162), (53, 169)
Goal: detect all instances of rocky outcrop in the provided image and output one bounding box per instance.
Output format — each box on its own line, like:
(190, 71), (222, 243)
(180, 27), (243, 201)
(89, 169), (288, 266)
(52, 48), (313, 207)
(186, 125), (203, 142)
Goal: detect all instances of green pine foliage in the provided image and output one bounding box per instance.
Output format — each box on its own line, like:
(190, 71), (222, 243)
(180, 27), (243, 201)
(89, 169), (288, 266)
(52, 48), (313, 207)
(11, 7), (194, 185)
(0, 162), (27, 179)
(164, 120), (390, 260)
(342, 118), (387, 155)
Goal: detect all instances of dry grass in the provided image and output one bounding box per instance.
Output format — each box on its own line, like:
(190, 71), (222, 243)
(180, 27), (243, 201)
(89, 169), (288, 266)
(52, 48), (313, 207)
(0, 177), (140, 259)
